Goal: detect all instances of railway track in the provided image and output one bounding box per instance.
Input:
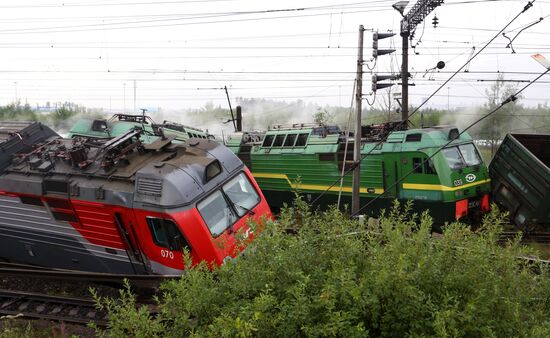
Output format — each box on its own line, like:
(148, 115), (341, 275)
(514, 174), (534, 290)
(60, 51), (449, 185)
(0, 262), (167, 327)
(0, 261), (179, 289)
(500, 231), (550, 244)
(0, 289), (108, 326)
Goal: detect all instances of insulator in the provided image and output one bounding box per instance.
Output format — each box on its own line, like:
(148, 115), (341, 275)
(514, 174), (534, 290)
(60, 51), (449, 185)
(432, 15), (439, 28)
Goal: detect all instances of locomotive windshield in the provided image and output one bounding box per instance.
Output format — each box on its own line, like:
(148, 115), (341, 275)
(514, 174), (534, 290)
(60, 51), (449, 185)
(197, 172), (260, 237)
(223, 173), (261, 217)
(442, 143), (482, 170)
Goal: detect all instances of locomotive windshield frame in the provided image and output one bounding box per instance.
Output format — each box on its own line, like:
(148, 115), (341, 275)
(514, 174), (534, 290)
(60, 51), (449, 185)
(197, 171), (261, 237)
(442, 143), (483, 170)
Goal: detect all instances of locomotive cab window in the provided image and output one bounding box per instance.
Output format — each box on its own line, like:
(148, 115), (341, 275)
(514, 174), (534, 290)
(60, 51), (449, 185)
(412, 157), (437, 174)
(458, 143), (482, 166)
(424, 159), (437, 174)
(262, 134), (275, 148)
(223, 172), (261, 217)
(442, 147), (463, 170)
(295, 133), (309, 147)
(283, 134), (297, 147)
(272, 134), (286, 147)
(412, 157), (423, 173)
(91, 120), (108, 132)
(198, 172), (260, 237)
(147, 217), (190, 251)
(443, 143), (482, 170)
(197, 190), (237, 237)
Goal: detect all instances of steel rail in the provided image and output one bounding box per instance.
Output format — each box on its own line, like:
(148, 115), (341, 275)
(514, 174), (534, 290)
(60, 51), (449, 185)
(0, 289), (108, 326)
(0, 261), (179, 289)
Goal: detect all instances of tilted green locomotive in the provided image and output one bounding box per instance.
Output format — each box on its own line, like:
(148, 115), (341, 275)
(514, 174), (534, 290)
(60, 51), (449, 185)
(226, 122), (491, 223)
(68, 113), (214, 142)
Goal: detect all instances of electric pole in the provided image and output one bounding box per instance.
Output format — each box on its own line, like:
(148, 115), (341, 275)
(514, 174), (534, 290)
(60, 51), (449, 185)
(401, 29), (409, 122)
(400, 0), (444, 122)
(352, 25), (365, 215)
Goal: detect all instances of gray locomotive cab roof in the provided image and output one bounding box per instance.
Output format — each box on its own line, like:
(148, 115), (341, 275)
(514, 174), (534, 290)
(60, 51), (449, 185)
(134, 138), (244, 208)
(0, 129), (244, 210)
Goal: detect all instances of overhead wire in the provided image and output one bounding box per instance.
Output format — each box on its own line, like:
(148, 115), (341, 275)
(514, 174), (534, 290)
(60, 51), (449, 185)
(0, 6), (389, 35)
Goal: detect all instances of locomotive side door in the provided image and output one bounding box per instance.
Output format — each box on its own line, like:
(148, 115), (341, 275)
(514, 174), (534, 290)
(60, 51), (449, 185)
(112, 208), (150, 274)
(382, 154), (400, 198)
(130, 209), (191, 274)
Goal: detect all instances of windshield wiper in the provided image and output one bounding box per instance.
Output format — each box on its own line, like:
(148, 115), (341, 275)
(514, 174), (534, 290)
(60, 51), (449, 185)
(233, 202), (255, 215)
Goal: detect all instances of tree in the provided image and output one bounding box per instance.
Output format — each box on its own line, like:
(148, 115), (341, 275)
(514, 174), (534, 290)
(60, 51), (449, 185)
(471, 74), (522, 157)
(312, 108), (333, 124)
(375, 86), (400, 122)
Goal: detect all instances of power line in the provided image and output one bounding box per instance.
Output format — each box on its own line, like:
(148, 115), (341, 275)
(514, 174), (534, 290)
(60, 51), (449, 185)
(0, 8), (381, 35)
(0, 0), (240, 9)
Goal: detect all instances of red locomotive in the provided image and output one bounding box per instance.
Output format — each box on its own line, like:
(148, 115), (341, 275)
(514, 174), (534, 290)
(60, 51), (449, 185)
(0, 122), (272, 275)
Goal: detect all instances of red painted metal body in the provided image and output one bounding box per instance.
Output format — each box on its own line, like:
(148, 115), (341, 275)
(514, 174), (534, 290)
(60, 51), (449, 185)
(0, 168), (272, 273)
(0, 123), (272, 274)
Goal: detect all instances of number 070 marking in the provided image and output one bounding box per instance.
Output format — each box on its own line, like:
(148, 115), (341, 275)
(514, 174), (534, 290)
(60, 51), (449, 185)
(161, 249), (174, 259)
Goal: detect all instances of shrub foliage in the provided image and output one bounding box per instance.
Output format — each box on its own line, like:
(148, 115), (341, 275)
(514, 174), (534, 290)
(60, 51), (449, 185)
(94, 202), (550, 337)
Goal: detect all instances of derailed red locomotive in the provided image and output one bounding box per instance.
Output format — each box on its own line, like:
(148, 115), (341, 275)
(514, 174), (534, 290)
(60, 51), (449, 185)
(0, 122), (272, 275)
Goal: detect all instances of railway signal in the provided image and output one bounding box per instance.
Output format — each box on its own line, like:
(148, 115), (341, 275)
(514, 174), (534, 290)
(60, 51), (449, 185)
(372, 32), (396, 59)
(372, 74), (398, 92)
(371, 31), (397, 93)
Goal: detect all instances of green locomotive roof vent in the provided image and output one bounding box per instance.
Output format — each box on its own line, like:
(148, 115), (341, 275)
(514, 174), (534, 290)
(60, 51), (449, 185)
(448, 128), (460, 141)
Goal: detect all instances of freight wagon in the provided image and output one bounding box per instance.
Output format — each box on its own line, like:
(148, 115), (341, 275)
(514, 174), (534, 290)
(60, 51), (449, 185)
(489, 133), (550, 229)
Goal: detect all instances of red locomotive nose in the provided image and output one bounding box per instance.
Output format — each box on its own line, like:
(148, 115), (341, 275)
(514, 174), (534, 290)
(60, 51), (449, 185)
(455, 199), (468, 220)
(481, 194), (490, 212)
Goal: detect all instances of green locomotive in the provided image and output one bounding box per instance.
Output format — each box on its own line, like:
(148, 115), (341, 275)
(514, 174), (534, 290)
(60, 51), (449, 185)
(226, 122), (491, 223)
(68, 113), (214, 142)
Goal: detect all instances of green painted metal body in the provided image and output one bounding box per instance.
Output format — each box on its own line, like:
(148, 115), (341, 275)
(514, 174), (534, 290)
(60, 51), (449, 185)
(68, 114), (213, 143)
(489, 133), (550, 228)
(227, 124), (491, 223)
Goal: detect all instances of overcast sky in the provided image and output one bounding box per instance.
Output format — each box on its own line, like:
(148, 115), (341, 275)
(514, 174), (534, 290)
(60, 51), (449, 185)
(0, 0), (549, 114)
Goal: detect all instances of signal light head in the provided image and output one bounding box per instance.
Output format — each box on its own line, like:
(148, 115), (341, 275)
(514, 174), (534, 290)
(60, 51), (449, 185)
(372, 31), (396, 59)
(373, 49), (396, 58)
(371, 74), (396, 92)
(373, 32), (396, 41)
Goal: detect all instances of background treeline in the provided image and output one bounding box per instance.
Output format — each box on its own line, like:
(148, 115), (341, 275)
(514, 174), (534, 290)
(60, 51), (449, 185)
(3, 98), (549, 137)
(0, 101), (103, 131)
(2, 75), (548, 148)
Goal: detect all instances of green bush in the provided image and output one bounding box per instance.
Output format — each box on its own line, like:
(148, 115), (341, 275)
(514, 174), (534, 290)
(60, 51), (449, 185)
(95, 202), (550, 337)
